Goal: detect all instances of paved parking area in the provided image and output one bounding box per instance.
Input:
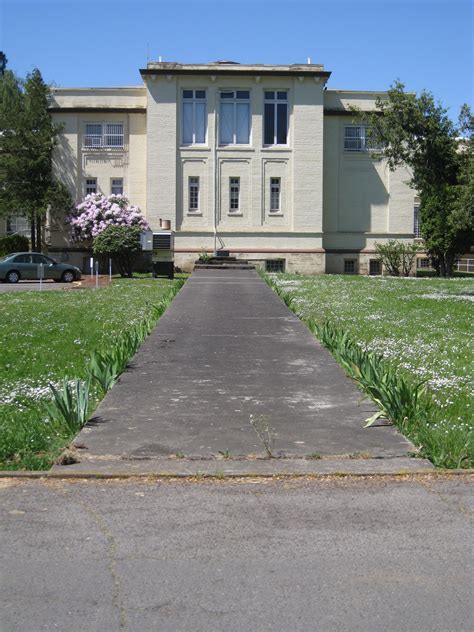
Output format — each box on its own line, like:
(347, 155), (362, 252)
(0, 281), (72, 292)
(1, 476), (472, 632)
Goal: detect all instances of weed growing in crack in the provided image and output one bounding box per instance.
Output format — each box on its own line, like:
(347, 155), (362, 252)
(249, 414), (275, 458)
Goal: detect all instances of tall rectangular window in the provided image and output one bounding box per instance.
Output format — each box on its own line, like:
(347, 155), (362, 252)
(86, 178), (97, 195)
(264, 91), (288, 145)
(270, 178), (281, 213)
(83, 123), (124, 148)
(229, 177), (240, 212)
(414, 205), (421, 237)
(219, 91), (250, 145)
(188, 177), (200, 212)
(182, 90), (207, 145)
(111, 178), (123, 195)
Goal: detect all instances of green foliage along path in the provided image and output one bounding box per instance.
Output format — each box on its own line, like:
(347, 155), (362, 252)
(0, 278), (183, 469)
(270, 274), (473, 468)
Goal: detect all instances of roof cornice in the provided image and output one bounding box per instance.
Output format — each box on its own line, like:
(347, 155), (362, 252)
(140, 63), (331, 79)
(48, 107), (146, 113)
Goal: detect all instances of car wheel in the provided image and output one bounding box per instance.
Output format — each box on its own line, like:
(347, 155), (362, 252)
(6, 270), (20, 283)
(61, 270), (75, 283)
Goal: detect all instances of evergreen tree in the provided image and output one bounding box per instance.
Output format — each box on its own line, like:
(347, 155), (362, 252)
(0, 62), (68, 251)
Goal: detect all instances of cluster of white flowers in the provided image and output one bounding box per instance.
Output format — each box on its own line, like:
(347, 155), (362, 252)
(67, 193), (149, 242)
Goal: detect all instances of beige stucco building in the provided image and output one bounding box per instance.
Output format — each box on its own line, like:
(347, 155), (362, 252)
(12, 61), (421, 273)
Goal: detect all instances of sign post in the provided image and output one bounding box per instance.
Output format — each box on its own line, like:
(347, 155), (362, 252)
(109, 258), (112, 282)
(39, 263), (43, 291)
(95, 260), (99, 289)
(89, 257), (94, 278)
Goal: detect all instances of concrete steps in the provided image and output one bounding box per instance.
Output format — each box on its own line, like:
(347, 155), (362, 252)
(194, 255), (255, 270)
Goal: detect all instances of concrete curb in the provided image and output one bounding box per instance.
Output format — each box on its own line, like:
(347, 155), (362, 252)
(1, 460), (472, 480)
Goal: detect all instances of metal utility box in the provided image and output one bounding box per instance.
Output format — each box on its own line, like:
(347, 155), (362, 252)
(152, 230), (174, 279)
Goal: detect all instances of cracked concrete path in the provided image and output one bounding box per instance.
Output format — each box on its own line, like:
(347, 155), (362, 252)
(59, 269), (424, 473)
(1, 476), (472, 631)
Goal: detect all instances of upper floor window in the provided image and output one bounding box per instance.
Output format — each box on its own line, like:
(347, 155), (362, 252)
(182, 90), (207, 145)
(83, 123), (124, 148)
(220, 91), (250, 145)
(344, 126), (379, 152)
(264, 91), (288, 145)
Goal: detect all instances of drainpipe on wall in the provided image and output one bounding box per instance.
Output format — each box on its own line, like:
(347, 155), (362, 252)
(213, 88), (218, 256)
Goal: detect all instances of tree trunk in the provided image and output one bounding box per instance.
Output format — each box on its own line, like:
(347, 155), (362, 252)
(30, 213), (36, 252)
(36, 215), (42, 253)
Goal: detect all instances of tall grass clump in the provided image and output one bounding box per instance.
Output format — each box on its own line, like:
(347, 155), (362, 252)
(48, 281), (185, 433)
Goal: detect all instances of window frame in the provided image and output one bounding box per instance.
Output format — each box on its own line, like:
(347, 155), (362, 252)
(269, 177), (281, 214)
(6, 213), (30, 236)
(263, 90), (289, 146)
(265, 259), (285, 273)
(83, 122), (124, 149)
(85, 178), (97, 195)
(414, 205), (421, 238)
(343, 125), (380, 152)
(417, 258), (431, 269)
(188, 176), (200, 213)
(219, 90), (251, 146)
(343, 259), (357, 274)
(181, 89), (207, 146)
(369, 259), (382, 276)
(111, 177), (124, 195)
(229, 177), (240, 213)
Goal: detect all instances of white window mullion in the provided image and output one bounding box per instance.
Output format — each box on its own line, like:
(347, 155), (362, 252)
(274, 102), (278, 145)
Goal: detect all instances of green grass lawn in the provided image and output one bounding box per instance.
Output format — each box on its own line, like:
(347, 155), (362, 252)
(270, 274), (473, 468)
(0, 278), (183, 469)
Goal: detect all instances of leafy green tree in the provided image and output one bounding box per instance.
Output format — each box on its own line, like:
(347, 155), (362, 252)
(0, 62), (65, 251)
(366, 82), (473, 276)
(93, 225), (142, 277)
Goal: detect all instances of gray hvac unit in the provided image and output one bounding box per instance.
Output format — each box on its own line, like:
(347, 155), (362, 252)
(152, 230), (174, 279)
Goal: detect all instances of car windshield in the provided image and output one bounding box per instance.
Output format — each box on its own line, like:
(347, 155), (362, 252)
(0, 254), (13, 261)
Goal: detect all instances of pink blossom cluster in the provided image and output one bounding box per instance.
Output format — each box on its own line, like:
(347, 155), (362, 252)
(67, 194), (149, 242)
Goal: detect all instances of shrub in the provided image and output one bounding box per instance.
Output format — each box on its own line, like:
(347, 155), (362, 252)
(93, 224), (142, 277)
(374, 240), (419, 276)
(0, 233), (29, 256)
(67, 193), (149, 242)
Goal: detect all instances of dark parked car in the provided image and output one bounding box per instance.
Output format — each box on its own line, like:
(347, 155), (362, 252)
(0, 252), (82, 283)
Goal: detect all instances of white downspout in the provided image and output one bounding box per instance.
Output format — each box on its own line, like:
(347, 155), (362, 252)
(213, 88), (218, 256)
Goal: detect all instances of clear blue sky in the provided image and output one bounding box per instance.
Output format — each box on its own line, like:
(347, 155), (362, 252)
(1, 0), (472, 120)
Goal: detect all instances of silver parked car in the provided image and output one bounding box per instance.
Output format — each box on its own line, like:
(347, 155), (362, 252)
(0, 252), (82, 283)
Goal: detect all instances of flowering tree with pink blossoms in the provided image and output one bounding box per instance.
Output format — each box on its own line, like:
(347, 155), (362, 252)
(67, 194), (149, 242)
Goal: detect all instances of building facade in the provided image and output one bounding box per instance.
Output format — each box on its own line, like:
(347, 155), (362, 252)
(35, 61), (418, 273)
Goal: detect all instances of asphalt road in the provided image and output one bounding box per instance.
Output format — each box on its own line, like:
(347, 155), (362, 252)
(1, 476), (472, 632)
(0, 281), (72, 292)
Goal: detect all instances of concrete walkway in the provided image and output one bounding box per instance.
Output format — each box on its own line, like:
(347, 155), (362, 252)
(59, 269), (427, 474)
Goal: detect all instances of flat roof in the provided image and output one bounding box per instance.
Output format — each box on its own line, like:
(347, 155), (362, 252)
(140, 61), (331, 79)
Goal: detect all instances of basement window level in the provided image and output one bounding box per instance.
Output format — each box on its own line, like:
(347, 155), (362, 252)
(265, 259), (285, 273)
(344, 259), (357, 274)
(369, 259), (381, 275)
